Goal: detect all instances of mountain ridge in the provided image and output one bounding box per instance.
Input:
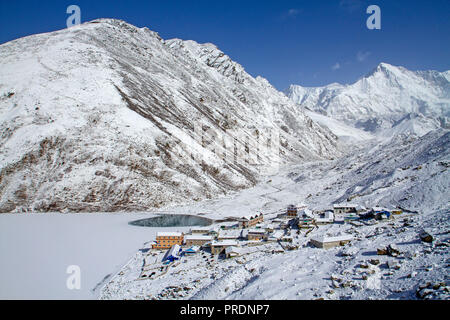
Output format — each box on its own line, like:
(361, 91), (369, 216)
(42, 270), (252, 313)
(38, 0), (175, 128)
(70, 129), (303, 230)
(0, 18), (339, 213)
(286, 62), (450, 136)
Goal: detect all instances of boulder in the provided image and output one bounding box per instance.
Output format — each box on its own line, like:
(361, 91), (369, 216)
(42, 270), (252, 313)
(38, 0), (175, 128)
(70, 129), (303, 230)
(330, 274), (340, 281)
(435, 241), (449, 247)
(341, 281), (356, 288)
(369, 259), (380, 265)
(359, 263), (369, 269)
(387, 244), (401, 257)
(377, 245), (401, 256)
(416, 281), (449, 300)
(419, 230), (433, 243)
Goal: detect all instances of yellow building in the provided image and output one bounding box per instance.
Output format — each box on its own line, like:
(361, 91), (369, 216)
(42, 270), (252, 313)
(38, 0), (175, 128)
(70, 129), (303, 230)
(152, 232), (184, 249)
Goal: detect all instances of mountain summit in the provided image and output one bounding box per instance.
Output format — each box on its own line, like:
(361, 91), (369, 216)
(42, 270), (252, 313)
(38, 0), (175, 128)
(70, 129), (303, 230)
(0, 19), (339, 213)
(287, 63), (450, 136)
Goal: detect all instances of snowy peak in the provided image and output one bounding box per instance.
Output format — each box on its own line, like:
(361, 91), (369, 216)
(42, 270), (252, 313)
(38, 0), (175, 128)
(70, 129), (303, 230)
(371, 62), (403, 75)
(287, 63), (450, 136)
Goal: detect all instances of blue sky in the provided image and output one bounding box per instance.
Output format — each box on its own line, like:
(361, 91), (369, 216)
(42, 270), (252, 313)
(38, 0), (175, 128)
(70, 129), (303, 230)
(0, 0), (449, 90)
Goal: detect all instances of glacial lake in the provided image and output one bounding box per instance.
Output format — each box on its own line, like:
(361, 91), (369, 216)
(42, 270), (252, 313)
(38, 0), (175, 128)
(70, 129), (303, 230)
(128, 214), (213, 228)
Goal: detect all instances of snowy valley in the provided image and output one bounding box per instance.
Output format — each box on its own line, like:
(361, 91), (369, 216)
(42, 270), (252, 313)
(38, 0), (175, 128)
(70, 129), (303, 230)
(97, 129), (449, 300)
(0, 19), (448, 300)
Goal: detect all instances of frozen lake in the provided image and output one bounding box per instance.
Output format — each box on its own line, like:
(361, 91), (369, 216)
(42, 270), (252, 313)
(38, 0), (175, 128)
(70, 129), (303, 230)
(0, 212), (193, 299)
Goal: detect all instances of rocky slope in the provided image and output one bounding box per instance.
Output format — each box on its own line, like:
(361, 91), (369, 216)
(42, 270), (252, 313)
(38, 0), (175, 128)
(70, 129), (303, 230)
(287, 63), (450, 136)
(0, 19), (339, 213)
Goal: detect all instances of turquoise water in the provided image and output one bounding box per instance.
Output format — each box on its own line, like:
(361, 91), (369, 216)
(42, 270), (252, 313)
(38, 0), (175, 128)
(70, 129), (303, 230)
(129, 214), (213, 228)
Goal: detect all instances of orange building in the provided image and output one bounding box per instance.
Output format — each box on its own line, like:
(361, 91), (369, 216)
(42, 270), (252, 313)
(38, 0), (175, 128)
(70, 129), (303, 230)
(238, 213), (264, 228)
(286, 204), (298, 218)
(152, 232), (184, 249)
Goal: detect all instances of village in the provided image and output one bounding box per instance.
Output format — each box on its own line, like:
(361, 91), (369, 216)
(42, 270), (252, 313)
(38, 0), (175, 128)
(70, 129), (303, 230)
(99, 201), (445, 300)
(147, 203), (405, 264)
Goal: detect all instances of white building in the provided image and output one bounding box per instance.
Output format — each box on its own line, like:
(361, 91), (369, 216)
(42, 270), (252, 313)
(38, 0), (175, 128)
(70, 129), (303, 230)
(316, 211), (334, 224)
(217, 229), (242, 241)
(310, 235), (353, 249)
(300, 208), (315, 219)
(225, 246), (242, 258)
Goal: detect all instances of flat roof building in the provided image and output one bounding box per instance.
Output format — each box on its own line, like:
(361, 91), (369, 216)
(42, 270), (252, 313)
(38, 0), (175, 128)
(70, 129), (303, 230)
(247, 228), (267, 241)
(184, 235), (213, 247)
(333, 204), (358, 215)
(316, 211), (334, 224)
(190, 226), (212, 234)
(152, 232), (184, 250)
(211, 240), (239, 255)
(225, 246), (242, 258)
(217, 229), (242, 241)
(310, 235), (353, 249)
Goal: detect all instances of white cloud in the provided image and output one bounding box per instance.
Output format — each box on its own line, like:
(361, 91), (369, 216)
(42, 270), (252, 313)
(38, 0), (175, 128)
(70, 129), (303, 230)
(282, 8), (301, 19)
(357, 51), (371, 62)
(332, 62), (341, 71)
(288, 9), (299, 16)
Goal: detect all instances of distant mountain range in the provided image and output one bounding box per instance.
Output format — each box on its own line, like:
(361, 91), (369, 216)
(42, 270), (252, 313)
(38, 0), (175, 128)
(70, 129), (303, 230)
(286, 63), (450, 137)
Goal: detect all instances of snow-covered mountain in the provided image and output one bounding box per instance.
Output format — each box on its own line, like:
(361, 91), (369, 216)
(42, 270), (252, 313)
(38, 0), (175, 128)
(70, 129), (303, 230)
(0, 19), (339, 213)
(287, 63), (450, 136)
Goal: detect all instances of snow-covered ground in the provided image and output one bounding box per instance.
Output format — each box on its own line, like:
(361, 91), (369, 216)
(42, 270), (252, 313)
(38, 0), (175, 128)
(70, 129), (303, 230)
(304, 110), (374, 143)
(98, 129), (449, 300)
(0, 212), (191, 299)
(1, 129), (446, 300)
(207, 209), (449, 300)
(98, 210), (449, 300)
